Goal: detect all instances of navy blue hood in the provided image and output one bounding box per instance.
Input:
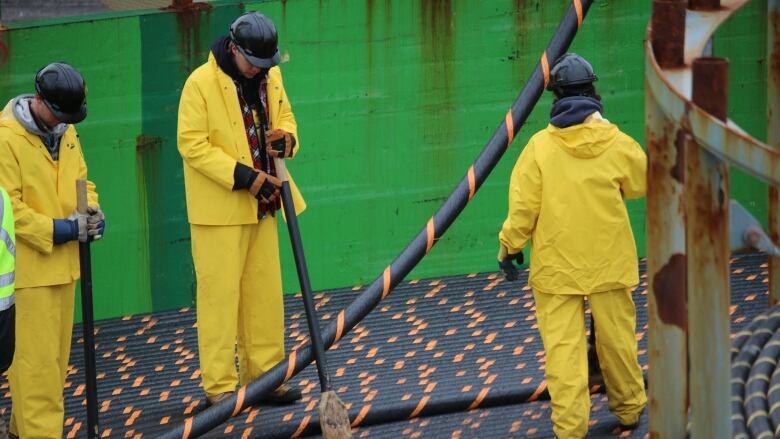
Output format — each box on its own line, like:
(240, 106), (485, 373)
(550, 96), (604, 128)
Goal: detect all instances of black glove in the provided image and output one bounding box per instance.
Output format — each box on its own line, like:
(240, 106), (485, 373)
(497, 245), (524, 281)
(265, 129), (296, 158)
(233, 162), (281, 204)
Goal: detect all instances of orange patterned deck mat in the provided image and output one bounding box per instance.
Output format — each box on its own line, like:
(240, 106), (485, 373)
(0, 254), (770, 438)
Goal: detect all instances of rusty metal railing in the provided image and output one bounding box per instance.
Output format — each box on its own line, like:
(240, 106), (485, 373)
(646, 1), (780, 438)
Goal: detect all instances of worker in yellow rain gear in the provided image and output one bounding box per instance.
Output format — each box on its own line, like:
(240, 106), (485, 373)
(497, 53), (647, 439)
(177, 12), (305, 406)
(0, 63), (104, 439)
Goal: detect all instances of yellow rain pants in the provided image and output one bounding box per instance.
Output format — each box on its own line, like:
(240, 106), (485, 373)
(533, 287), (646, 439)
(191, 215), (285, 398)
(8, 282), (76, 438)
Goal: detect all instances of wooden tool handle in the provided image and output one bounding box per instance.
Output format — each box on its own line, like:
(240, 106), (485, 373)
(76, 179), (89, 214)
(273, 158), (289, 182)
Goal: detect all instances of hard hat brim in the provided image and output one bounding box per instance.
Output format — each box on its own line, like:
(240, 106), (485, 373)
(238, 45), (280, 69)
(45, 100), (87, 124)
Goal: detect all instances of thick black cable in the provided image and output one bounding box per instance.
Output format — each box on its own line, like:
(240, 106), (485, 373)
(159, 2), (594, 437)
(731, 307), (780, 439)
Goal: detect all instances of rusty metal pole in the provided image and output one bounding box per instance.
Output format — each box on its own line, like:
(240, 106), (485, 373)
(686, 57), (731, 439)
(768, 0), (780, 307)
(652, 1), (687, 69)
(646, 2), (689, 437)
(688, 0), (720, 10)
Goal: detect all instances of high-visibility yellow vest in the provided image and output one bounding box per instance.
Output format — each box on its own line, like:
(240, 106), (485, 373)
(0, 187), (15, 311)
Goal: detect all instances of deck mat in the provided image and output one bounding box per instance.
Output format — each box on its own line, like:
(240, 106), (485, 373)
(0, 253), (770, 438)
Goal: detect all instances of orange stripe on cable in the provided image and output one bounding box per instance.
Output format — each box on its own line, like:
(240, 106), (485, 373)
(231, 387), (246, 417)
(467, 387), (490, 410)
(529, 381), (546, 401)
(291, 415), (311, 438)
(351, 404), (372, 427)
(182, 418), (192, 439)
(541, 52), (550, 89)
(426, 218), (435, 253)
(574, 0), (583, 27)
(382, 267), (392, 300)
(505, 111), (515, 146)
(335, 310), (346, 342)
(410, 395), (430, 418)
(285, 350), (297, 381)
(467, 166), (476, 201)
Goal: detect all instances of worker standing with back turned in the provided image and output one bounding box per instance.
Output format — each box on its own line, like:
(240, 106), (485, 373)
(0, 62), (105, 439)
(497, 53), (647, 438)
(177, 11), (305, 406)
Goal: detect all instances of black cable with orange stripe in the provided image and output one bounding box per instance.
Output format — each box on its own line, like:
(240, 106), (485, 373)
(159, 1), (594, 437)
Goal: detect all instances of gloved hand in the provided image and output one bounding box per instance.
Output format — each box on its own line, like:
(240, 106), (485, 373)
(53, 211), (88, 244)
(265, 129), (295, 158)
(86, 206), (105, 241)
(497, 244), (524, 281)
(233, 162), (282, 203)
(250, 170), (282, 203)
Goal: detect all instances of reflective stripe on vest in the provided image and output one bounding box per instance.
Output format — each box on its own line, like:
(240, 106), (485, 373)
(0, 188), (15, 311)
(0, 292), (12, 311)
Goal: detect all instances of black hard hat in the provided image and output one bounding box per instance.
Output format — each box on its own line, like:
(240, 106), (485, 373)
(547, 53), (598, 92)
(34, 62), (87, 124)
(229, 12), (280, 69)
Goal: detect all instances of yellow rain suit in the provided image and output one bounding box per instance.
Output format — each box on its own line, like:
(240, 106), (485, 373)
(499, 113), (647, 438)
(0, 101), (98, 438)
(178, 53), (305, 398)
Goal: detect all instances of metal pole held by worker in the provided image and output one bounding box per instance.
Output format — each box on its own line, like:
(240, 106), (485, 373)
(273, 158), (352, 439)
(76, 179), (99, 439)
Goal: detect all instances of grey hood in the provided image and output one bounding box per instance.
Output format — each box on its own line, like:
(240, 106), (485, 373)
(12, 94), (68, 159)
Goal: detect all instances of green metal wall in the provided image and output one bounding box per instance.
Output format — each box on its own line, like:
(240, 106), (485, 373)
(0, 0), (768, 320)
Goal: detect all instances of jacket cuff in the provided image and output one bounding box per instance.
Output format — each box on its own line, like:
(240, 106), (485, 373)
(53, 219), (77, 244)
(233, 162), (257, 191)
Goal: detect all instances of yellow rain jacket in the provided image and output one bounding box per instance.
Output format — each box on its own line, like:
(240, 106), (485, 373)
(0, 102), (98, 288)
(499, 116), (646, 295)
(178, 54), (305, 224)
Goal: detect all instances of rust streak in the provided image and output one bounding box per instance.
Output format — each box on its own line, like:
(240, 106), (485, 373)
(652, 253), (687, 329)
(692, 57), (729, 122)
(672, 130), (686, 183)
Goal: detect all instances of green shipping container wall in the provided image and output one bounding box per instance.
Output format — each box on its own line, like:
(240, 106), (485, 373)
(0, 0), (768, 320)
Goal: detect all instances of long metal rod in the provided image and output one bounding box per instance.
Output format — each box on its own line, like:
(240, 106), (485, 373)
(274, 160), (330, 393)
(76, 180), (99, 439)
(158, 1), (595, 436)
